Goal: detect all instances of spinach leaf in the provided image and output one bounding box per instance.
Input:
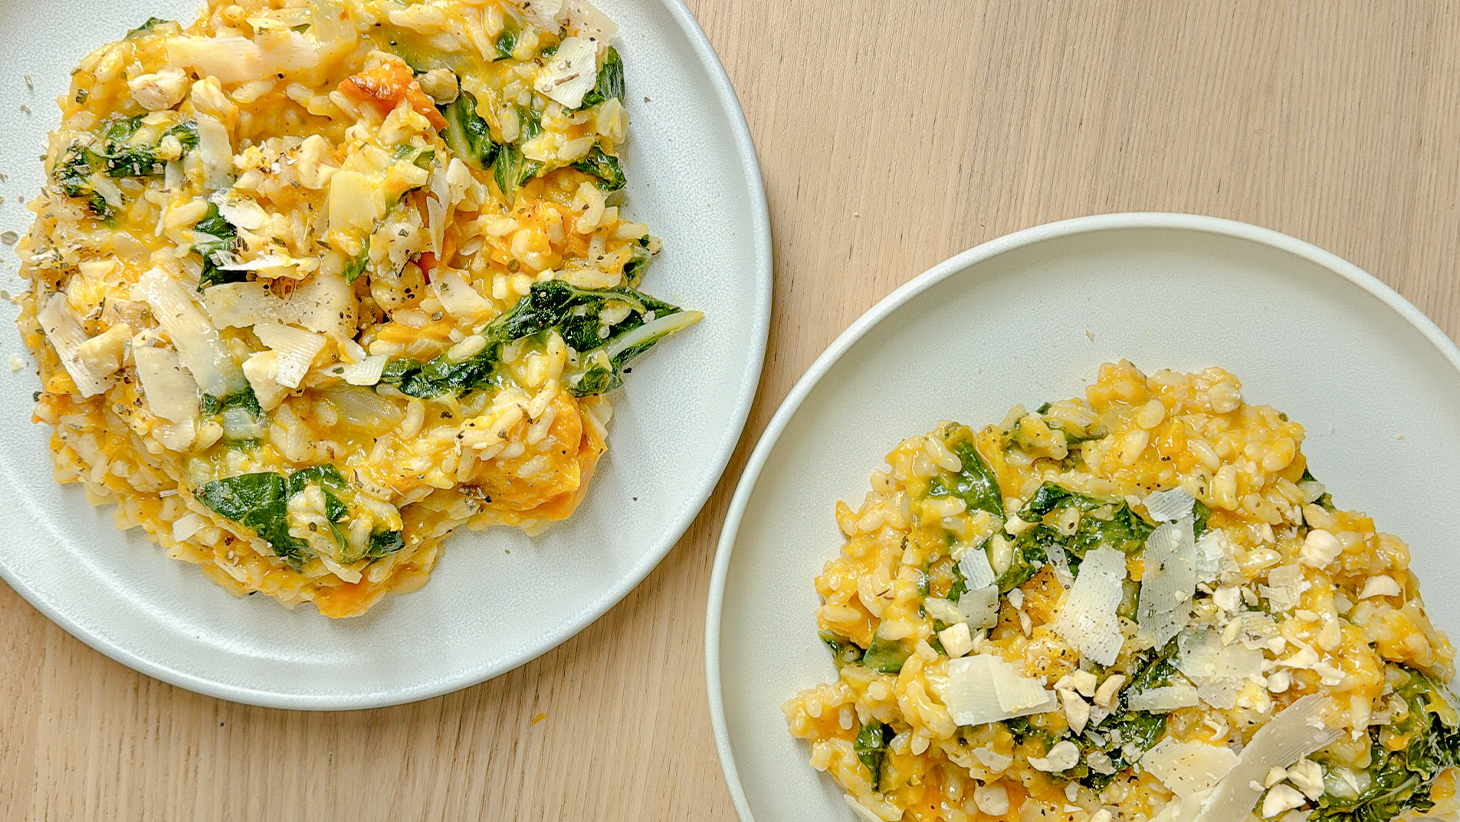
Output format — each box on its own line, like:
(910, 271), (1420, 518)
(101, 116), (157, 177)
(367, 529), (406, 559)
(492, 20), (519, 61)
(195, 472), (304, 562)
(855, 723), (895, 791)
(1311, 665), (1460, 822)
(1017, 482), (1155, 559)
(1301, 466), (1335, 510)
(577, 46), (623, 109)
(819, 632), (864, 670)
(924, 425), (1004, 520)
(861, 632), (910, 674)
(1192, 499), (1211, 539)
(343, 236), (371, 283)
(493, 144), (541, 205)
(193, 203), (242, 289)
(200, 386), (261, 419)
(54, 145), (112, 218)
(438, 89), (499, 171)
(571, 144), (626, 190)
(379, 280), (695, 399)
(57, 119), (201, 220)
(995, 527), (1054, 591)
(126, 16), (173, 38)
(196, 465), (404, 566)
(1074, 641), (1178, 790)
(163, 121), (200, 152)
(621, 236), (653, 286)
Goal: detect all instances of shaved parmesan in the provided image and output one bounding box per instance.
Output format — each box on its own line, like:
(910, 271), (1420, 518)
(1142, 739), (1239, 798)
(1137, 518), (1197, 650)
(203, 275), (356, 342)
(194, 112), (233, 191)
(337, 354), (388, 387)
(566, 0), (619, 40)
(252, 322), (326, 389)
(535, 36), (599, 109)
(1149, 788), (1212, 822)
(1127, 683), (1200, 712)
(1045, 539), (1074, 587)
(133, 345), (200, 423)
(1145, 487), (1196, 523)
(1194, 529), (1232, 584)
(37, 294), (119, 397)
(1191, 695), (1340, 822)
(958, 547), (997, 591)
(136, 269), (247, 399)
(930, 654), (1058, 727)
(431, 268), (493, 320)
(517, 0), (566, 32)
(1177, 628), (1264, 710)
(928, 586), (999, 629)
(242, 351), (289, 412)
(213, 194), (269, 231)
(168, 36), (265, 84)
(1052, 545), (1127, 666)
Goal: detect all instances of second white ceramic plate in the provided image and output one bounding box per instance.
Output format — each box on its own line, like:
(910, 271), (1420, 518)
(707, 214), (1460, 821)
(0, 0), (770, 708)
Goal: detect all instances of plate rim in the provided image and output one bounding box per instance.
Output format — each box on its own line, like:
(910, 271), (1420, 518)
(703, 211), (1460, 820)
(0, 0), (772, 711)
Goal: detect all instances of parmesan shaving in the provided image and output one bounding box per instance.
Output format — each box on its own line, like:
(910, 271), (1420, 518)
(1142, 739), (1239, 798)
(958, 547), (997, 591)
(133, 345), (200, 423)
(252, 322), (326, 389)
(1177, 628), (1264, 710)
(1137, 517), (1197, 650)
(534, 36), (599, 109)
(930, 654), (1058, 727)
(1144, 487), (1196, 523)
(37, 294), (120, 397)
(1127, 683), (1200, 712)
(1191, 695), (1340, 822)
(1052, 545), (1126, 666)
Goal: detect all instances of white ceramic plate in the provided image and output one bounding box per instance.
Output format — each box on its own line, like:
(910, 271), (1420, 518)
(707, 214), (1460, 821)
(0, 0), (769, 708)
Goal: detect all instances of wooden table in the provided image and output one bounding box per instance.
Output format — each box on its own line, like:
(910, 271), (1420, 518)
(6, 2), (1460, 819)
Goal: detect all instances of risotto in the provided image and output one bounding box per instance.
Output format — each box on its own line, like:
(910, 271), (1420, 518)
(784, 362), (1460, 822)
(16, 0), (698, 617)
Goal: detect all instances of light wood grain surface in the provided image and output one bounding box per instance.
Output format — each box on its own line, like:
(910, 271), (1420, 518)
(6, 2), (1460, 820)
